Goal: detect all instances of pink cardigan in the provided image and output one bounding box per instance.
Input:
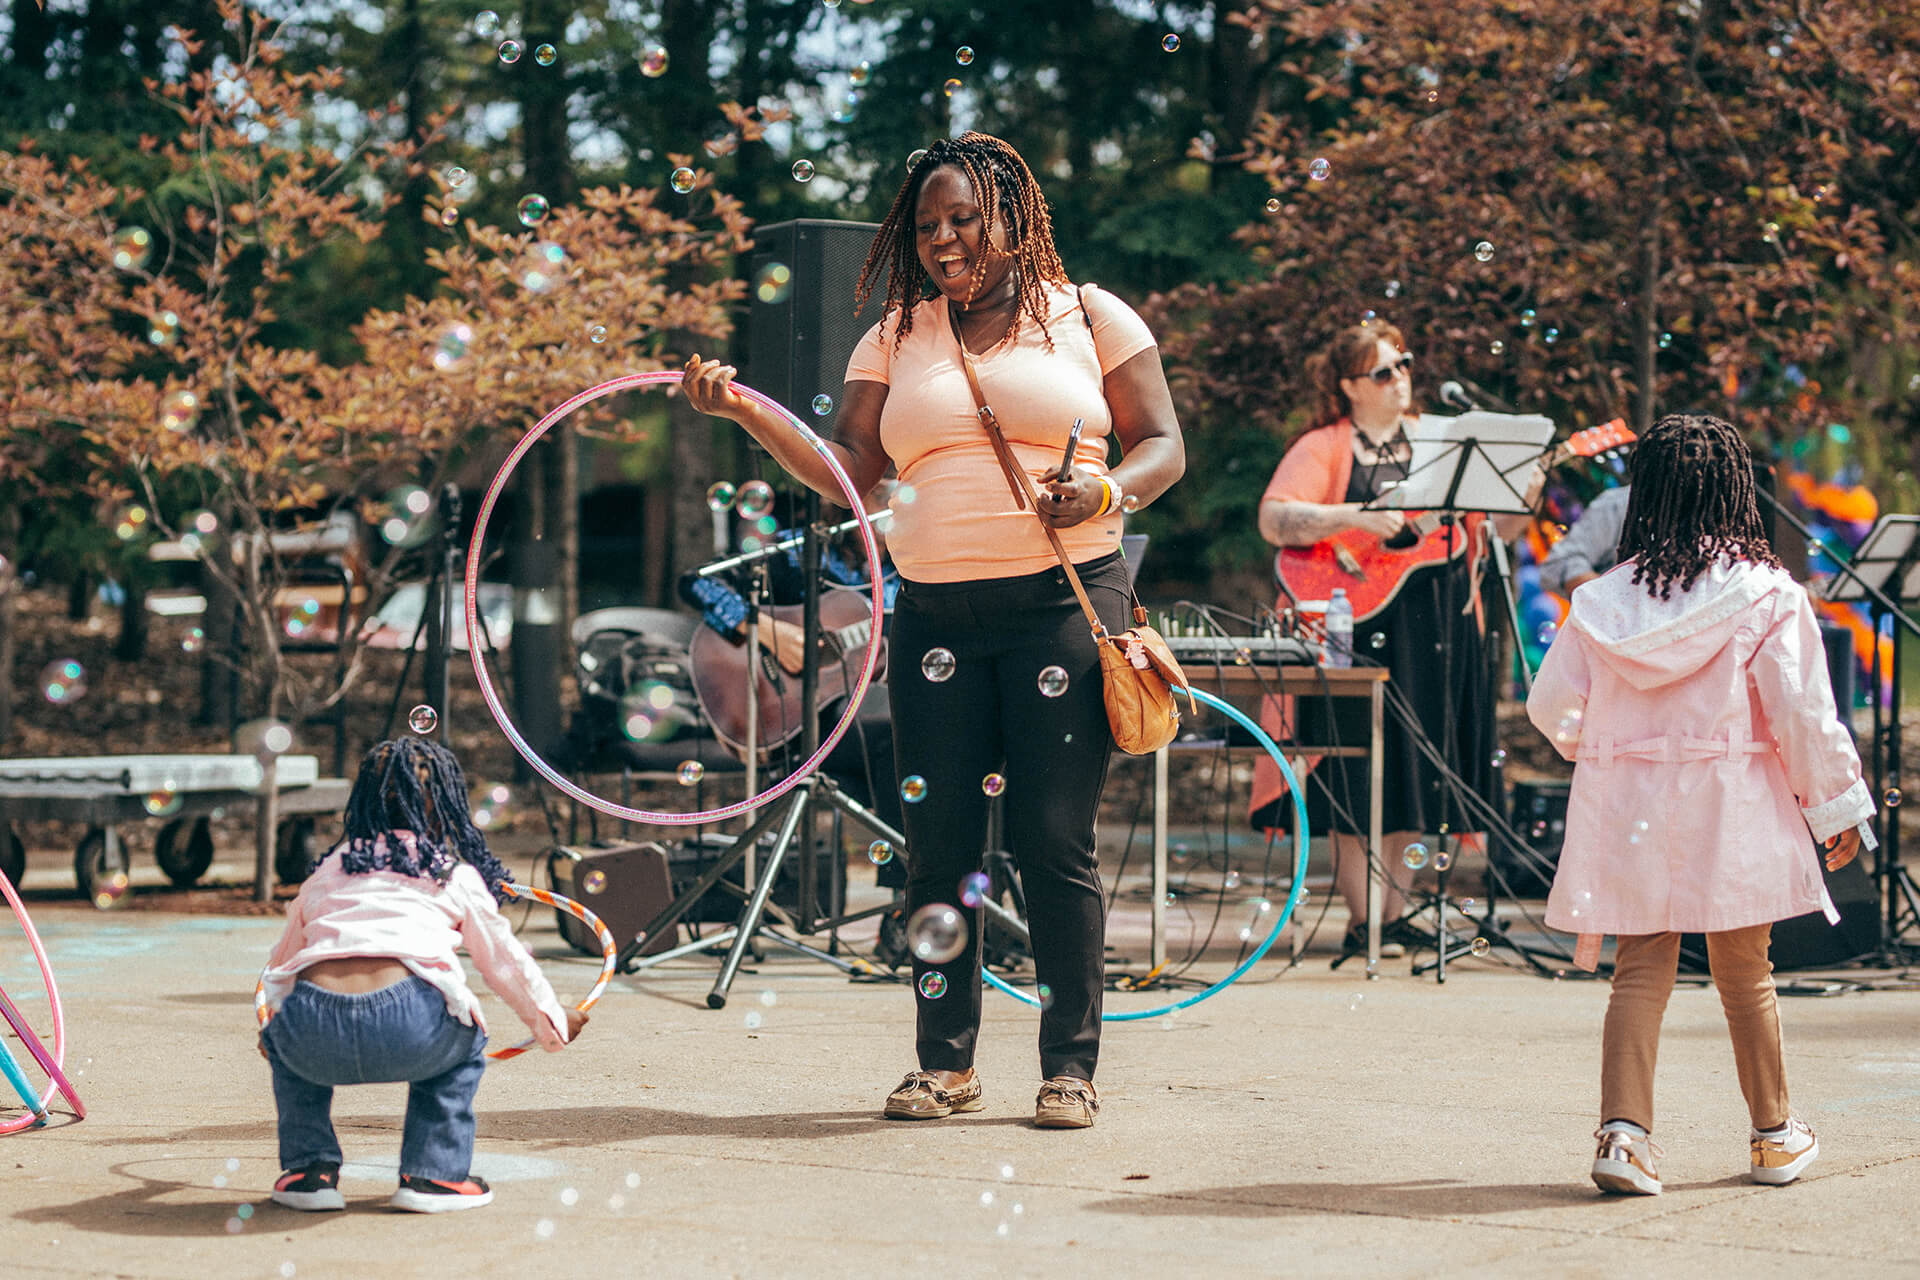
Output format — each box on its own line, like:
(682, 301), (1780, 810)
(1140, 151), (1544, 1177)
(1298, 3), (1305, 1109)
(1528, 558), (1874, 962)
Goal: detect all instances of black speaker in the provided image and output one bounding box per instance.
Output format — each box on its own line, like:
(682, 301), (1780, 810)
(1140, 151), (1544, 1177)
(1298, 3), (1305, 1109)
(1820, 620), (1856, 726)
(743, 219), (886, 428)
(1493, 779), (1571, 898)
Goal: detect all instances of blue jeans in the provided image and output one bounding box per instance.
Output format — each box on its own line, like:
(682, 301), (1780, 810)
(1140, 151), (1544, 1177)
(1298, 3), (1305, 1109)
(260, 975), (487, 1182)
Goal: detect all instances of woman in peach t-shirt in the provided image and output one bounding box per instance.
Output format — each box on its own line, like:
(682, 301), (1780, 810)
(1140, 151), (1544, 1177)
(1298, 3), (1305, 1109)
(684, 132), (1184, 1130)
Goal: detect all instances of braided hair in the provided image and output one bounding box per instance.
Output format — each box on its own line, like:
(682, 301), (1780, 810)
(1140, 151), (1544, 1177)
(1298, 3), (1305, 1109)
(1618, 412), (1783, 600)
(854, 131), (1070, 352)
(334, 738), (515, 903)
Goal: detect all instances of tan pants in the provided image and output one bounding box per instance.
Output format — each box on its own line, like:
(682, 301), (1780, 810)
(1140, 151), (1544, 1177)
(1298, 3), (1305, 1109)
(1600, 924), (1790, 1133)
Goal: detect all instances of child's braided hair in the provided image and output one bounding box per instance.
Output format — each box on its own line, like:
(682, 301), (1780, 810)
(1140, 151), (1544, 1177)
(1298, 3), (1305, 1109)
(854, 131), (1070, 352)
(1619, 412), (1782, 600)
(334, 738), (514, 903)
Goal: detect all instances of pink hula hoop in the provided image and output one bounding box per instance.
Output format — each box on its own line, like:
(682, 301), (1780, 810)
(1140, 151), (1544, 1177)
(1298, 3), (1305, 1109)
(0, 868), (85, 1132)
(466, 369), (885, 825)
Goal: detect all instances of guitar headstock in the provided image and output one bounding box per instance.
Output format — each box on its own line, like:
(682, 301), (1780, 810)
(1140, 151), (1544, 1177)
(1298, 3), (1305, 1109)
(1550, 418), (1637, 468)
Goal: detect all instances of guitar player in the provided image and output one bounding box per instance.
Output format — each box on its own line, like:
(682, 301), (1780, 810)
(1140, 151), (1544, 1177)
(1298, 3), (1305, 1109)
(678, 480), (904, 869)
(1251, 321), (1543, 958)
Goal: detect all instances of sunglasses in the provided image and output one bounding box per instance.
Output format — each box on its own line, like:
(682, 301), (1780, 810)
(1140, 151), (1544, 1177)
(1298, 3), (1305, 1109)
(1360, 354), (1414, 384)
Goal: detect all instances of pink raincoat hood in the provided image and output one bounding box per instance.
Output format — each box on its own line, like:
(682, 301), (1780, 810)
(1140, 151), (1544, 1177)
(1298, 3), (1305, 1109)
(1566, 557), (1780, 692)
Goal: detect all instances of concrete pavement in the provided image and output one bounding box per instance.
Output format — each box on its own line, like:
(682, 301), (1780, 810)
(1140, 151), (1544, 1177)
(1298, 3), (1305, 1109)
(6, 851), (1920, 1279)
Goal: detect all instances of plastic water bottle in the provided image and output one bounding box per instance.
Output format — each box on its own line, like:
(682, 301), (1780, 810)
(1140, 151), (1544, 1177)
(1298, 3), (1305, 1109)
(1324, 588), (1354, 668)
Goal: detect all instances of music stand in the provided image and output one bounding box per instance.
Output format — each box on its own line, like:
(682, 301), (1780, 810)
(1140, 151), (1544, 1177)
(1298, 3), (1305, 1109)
(1818, 513), (1920, 959)
(1367, 412), (1558, 981)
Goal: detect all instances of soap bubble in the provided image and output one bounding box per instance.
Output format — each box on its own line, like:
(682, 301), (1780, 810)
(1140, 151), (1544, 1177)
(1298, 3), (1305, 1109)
(582, 869), (607, 895)
(1469, 936), (1491, 957)
(760, 989), (777, 1007)
(1489, 339), (1506, 356)
(238, 718), (295, 760)
(588, 324), (607, 344)
(1264, 198), (1281, 214)
(433, 324), (474, 370)
(440, 206), (461, 227)
(114, 504), (151, 542)
(956, 45), (974, 65)
(1491, 748), (1508, 769)
(1401, 841), (1430, 870)
(1658, 332), (1673, 350)
(1627, 818), (1649, 845)
(1886, 787), (1903, 809)
(705, 481), (737, 512)
(744, 1011), (762, 1029)
(534, 1218), (555, 1239)
(1037, 666), (1069, 697)
(1224, 869), (1242, 890)
(534, 43), (556, 66)
(516, 193), (550, 227)
(736, 479), (775, 517)
(1536, 620), (1559, 646)
(1309, 157), (1331, 181)
(944, 78), (962, 97)
(867, 840), (894, 866)
(91, 869), (130, 910)
(640, 45), (669, 77)
(182, 626), (206, 654)
(1553, 707), (1583, 745)
(676, 760), (705, 787)
(907, 148), (929, 169)
(1473, 241), (1495, 262)
(917, 971), (948, 999)
(40, 659), (87, 705)
(408, 704), (440, 735)
(143, 786), (183, 817)
(1368, 631), (1387, 650)
(1162, 33), (1181, 52)
(792, 159), (816, 183)
(754, 262), (793, 304)
(981, 773), (1006, 797)
(1384, 279), (1401, 299)
(850, 61), (871, 86)
(811, 393), (833, 415)
(908, 904), (968, 963)
(160, 389), (201, 432)
(1433, 849), (1453, 871)
(147, 310), (180, 346)
(921, 649), (957, 682)
(1763, 221), (1780, 243)
(111, 227), (153, 271)
(670, 167), (695, 194)
(959, 871), (990, 907)
(1520, 309), (1537, 328)
(474, 11), (499, 36)
(901, 775), (928, 803)
(498, 39), (523, 64)
(1543, 326), (1560, 344)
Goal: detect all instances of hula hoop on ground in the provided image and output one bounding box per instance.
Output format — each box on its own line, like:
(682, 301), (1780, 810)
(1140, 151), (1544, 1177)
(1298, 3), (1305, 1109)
(467, 369), (885, 826)
(0, 868), (85, 1132)
(983, 686), (1312, 1022)
(251, 883), (615, 1064)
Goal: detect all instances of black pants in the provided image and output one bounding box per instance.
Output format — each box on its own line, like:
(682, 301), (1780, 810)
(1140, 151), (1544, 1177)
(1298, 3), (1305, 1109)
(889, 551), (1130, 1082)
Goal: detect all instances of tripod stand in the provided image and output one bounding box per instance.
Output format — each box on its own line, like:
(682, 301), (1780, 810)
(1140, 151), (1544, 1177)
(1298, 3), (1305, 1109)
(1355, 410), (1561, 981)
(616, 493), (928, 1007)
(1791, 511), (1920, 962)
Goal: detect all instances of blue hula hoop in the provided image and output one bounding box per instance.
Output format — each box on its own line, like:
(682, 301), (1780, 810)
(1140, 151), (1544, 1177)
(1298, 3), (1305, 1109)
(983, 685), (1312, 1021)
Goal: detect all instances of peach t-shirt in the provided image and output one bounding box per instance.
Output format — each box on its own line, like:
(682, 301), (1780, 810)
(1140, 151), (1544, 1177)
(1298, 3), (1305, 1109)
(844, 281), (1157, 583)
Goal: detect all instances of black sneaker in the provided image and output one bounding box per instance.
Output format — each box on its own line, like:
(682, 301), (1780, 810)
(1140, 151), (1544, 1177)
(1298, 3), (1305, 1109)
(389, 1174), (494, 1213)
(271, 1164), (345, 1212)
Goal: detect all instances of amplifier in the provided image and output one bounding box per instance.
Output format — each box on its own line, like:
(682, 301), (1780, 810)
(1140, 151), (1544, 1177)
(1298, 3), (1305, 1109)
(547, 843), (679, 959)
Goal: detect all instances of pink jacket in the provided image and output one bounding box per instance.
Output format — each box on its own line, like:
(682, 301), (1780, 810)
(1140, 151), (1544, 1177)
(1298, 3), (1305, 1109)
(262, 839), (571, 1051)
(1527, 558), (1874, 960)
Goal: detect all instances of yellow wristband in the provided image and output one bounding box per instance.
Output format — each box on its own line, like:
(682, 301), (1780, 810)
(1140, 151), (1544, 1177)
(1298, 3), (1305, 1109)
(1094, 475), (1116, 517)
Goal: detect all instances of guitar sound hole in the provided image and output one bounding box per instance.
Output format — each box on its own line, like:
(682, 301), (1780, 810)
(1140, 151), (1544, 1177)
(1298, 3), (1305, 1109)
(1383, 525), (1419, 551)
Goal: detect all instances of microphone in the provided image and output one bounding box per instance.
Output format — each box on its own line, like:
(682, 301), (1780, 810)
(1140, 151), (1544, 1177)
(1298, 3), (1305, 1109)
(1438, 380), (1478, 413)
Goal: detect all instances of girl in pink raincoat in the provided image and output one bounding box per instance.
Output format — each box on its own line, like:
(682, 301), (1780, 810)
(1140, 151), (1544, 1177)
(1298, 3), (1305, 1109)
(1526, 413), (1875, 1198)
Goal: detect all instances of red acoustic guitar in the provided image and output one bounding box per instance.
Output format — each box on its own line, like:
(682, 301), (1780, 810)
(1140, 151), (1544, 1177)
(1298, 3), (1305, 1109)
(1274, 419), (1636, 621)
(689, 589), (887, 760)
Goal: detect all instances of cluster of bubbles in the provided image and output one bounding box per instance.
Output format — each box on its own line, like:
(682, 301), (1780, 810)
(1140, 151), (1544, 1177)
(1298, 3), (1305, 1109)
(471, 782), (512, 830)
(408, 704), (440, 735)
(41, 659), (87, 705)
(379, 485), (435, 547)
(111, 227), (153, 272)
(160, 389), (201, 433)
(433, 323), (474, 371)
(754, 262), (793, 304)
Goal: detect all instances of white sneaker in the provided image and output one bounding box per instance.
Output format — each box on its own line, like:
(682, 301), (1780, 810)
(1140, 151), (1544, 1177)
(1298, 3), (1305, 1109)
(1750, 1117), (1818, 1185)
(1591, 1126), (1663, 1195)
